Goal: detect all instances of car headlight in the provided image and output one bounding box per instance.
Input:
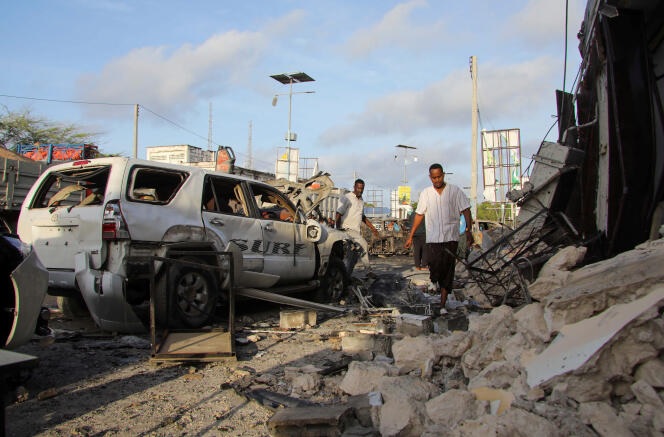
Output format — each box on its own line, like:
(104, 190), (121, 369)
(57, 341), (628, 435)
(307, 225), (320, 239)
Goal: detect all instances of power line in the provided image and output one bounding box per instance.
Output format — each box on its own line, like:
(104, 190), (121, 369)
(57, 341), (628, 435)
(0, 93), (132, 106)
(0, 92), (230, 150)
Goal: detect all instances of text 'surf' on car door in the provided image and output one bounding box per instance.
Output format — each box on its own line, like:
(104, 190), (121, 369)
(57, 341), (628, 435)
(250, 183), (315, 283)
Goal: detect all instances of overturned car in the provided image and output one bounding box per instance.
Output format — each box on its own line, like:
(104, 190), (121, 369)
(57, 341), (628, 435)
(17, 157), (360, 333)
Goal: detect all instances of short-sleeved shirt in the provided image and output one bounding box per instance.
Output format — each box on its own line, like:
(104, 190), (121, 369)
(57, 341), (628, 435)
(337, 192), (364, 232)
(415, 184), (470, 243)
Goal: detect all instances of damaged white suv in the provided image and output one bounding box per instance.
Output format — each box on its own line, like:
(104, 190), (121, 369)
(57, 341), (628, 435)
(17, 157), (358, 333)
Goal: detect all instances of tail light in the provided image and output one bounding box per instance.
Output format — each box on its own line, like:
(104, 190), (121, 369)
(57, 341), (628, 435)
(102, 200), (131, 240)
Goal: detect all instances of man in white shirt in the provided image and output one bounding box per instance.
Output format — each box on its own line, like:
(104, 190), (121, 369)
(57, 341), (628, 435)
(336, 179), (379, 272)
(405, 164), (474, 314)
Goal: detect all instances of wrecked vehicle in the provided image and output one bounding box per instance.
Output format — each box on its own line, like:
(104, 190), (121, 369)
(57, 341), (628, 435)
(17, 157), (359, 333)
(0, 232), (49, 349)
(363, 217), (411, 256)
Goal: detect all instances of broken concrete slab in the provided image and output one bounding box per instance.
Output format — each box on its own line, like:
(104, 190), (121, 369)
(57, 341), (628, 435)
(391, 336), (437, 375)
(578, 402), (633, 437)
(514, 303), (551, 343)
(425, 389), (482, 428)
(525, 285), (664, 388)
(341, 333), (391, 360)
(539, 245), (588, 277)
(376, 375), (441, 437)
(542, 239), (664, 332)
(634, 358), (664, 388)
(630, 380), (664, 409)
(338, 361), (399, 396)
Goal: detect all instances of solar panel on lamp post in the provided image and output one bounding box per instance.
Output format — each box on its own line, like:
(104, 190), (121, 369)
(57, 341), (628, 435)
(270, 72), (315, 182)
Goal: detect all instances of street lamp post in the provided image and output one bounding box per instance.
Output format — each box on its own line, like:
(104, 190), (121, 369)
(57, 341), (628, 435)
(270, 72), (315, 182)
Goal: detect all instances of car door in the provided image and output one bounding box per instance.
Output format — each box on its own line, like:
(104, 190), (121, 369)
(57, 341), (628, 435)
(201, 175), (264, 273)
(248, 182), (315, 283)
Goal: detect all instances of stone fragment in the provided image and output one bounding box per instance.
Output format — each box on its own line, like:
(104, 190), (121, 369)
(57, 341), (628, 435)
(528, 275), (567, 301)
(341, 333), (391, 359)
(496, 408), (561, 437)
(279, 309), (316, 329)
(630, 380), (664, 408)
(431, 331), (472, 358)
(396, 313), (432, 336)
(425, 389), (478, 427)
(377, 376), (440, 437)
(634, 358), (664, 388)
(338, 361), (399, 396)
(470, 386), (514, 415)
(467, 361), (521, 391)
(539, 245), (587, 277)
(291, 373), (320, 393)
(514, 303), (551, 343)
(578, 401), (633, 437)
(391, 336), (436, 374)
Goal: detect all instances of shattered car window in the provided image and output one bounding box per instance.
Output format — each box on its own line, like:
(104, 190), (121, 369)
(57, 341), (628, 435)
(250, 183), (297, 223)
(30, 165), (111, 209)
(202, 176), (248, 216)
(128, 166), (188, 204)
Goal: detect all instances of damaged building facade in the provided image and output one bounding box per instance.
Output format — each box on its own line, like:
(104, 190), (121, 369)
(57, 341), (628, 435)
(557, 0), (664, 257)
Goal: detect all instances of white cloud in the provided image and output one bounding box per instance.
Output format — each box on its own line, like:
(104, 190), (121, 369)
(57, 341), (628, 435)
(502, 0), (584, 48)
(319, 56), (559, 147)
(74, 10), (308, 120)
(342, 0), (446, 59)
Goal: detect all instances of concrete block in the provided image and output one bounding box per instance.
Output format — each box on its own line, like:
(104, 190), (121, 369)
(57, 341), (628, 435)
(433, 314), (469, 333)
(280, 310), (317, 329)
(396, 313), (433, 336)
(341, 333), (391, 358)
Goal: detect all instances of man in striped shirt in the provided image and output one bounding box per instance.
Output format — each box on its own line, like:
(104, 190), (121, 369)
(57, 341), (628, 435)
(405, 164), (474, 314)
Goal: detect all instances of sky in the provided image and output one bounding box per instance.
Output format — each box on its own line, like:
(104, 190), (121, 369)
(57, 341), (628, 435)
(0, 0), (586, 205)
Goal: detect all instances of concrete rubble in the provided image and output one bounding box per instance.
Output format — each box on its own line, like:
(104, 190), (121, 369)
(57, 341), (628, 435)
(263, 238), (664, 436)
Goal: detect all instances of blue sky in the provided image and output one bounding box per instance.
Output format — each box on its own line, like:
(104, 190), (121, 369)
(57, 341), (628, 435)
(1, 0), (585, 203)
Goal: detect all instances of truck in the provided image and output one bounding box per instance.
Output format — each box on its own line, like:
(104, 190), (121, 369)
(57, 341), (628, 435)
(0, 144), (98, 232)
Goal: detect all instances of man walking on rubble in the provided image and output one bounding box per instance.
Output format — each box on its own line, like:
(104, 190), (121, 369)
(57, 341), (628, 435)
(336, 178), (380, 275)
(405, 163), (474, 314)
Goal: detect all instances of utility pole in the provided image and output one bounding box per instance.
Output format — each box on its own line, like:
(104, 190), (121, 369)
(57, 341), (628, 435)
(247, 120), (253, 169)
(208, 102), (213, 151)
(133, 104), (139, 159)
(470, 56), (478, 230)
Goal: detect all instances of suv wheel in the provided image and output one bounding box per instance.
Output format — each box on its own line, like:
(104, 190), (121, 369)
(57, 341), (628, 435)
(156, 256), (218, 328)
(318, 257), (348, 303)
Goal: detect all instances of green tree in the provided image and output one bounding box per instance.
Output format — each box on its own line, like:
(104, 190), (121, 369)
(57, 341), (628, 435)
(476, 201), (502, 221)
(0, 107), (99, 150)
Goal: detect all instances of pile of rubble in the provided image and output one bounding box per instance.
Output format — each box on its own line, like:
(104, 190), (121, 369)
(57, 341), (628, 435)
(266, 238), (664, 436)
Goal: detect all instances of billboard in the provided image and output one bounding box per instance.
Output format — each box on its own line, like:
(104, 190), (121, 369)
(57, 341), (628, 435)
(481, 129), (522, 202)
(275, 147), (300, 182)
(397, 185), (411, 205)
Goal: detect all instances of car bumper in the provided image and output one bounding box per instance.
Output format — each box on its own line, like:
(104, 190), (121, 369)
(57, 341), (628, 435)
(5, 250), (48, 349)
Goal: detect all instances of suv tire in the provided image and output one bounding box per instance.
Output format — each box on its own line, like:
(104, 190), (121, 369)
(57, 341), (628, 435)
(317, 257), (348, 303)
(156, 256), (218, 328)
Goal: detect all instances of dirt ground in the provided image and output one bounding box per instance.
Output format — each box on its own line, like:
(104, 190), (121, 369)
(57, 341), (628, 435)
(5, 255), (426, 436)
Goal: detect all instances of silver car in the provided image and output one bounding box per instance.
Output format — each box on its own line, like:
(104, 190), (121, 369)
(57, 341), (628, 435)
(18, 157), (358, 333)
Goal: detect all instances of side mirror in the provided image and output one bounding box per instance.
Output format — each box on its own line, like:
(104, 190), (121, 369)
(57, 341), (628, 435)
(305, 219), (322, 243)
